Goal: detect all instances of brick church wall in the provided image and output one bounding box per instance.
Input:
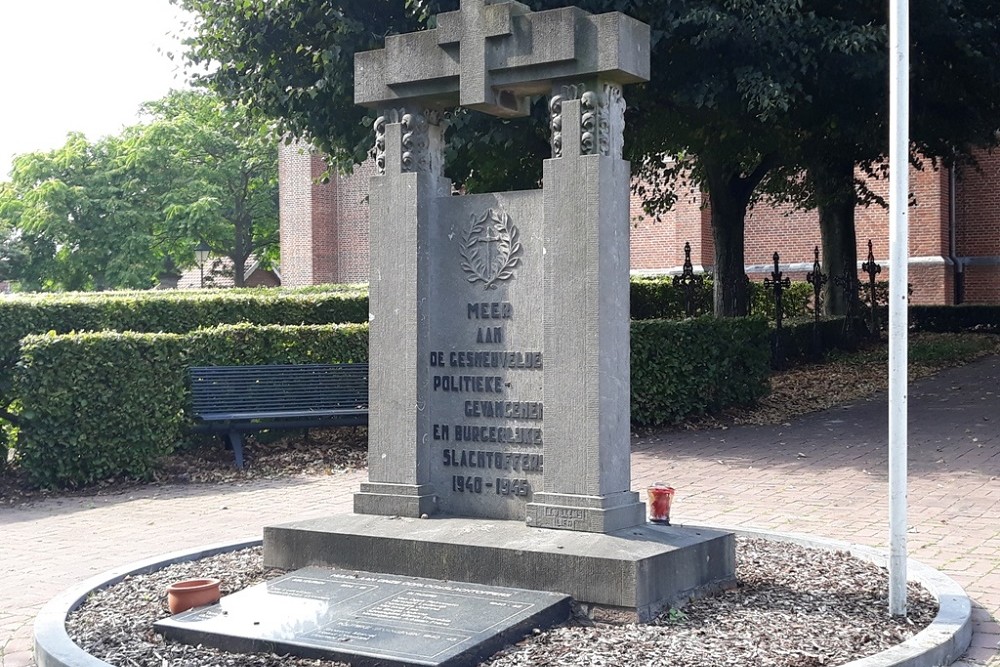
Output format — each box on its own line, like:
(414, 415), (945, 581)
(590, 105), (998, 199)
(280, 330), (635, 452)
(626, 162), (957, 306)
(279, 142), (373, 286)
(332, 159), (375, 283)
(280, 145), (999, 305)
(279, 142), (330, 286)
(629, 176), (711, 274)
(955, 151), (1000, 304)
(734, 163), (952, 305)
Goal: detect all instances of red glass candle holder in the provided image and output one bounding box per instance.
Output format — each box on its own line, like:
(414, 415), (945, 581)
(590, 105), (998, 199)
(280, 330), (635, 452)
(647, 484), (675, 524)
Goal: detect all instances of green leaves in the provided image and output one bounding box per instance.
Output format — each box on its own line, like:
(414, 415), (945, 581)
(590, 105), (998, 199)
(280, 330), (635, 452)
(630, 317), (771, 426)
(171, 0), (419, 167)
(14, 321), (369, 489)
(6, 285), (368, 489)
(0, 89), (279, 291)
(630, 275), (813, 321)
(0, 133), (158, 291)
(125, 90), (279, 284)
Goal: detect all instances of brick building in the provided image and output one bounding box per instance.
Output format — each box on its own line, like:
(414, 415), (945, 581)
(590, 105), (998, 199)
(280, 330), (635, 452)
(279, 143), (372, 286)
(280, 141), (1000, 305)
(156, 255), (280, 290)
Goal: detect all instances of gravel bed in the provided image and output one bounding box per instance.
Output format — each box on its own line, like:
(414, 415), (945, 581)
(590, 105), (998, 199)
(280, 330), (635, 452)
(66, 537), (937, 667)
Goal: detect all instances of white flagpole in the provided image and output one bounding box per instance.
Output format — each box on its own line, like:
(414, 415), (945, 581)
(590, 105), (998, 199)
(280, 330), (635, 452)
(888, 0), (909, 616)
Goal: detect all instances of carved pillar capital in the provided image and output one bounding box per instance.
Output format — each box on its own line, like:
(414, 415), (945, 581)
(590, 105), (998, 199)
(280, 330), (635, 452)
(374, 107), (446, 176)
(549, 81), (625, 160)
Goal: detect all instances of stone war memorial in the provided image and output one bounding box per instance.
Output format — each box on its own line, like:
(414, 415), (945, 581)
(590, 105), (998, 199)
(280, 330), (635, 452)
(159, 1), (735, 664)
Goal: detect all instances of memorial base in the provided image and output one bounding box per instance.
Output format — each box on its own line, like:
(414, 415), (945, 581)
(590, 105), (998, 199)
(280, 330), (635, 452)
(525, 490), (646, 533)
(264, 514), (735, 621)
(155, 566), (571, 667)
(353, 482), (438, 518)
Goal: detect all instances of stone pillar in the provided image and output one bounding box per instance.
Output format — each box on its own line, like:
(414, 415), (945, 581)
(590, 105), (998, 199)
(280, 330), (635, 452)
(524, 82), (645, 533)
(355, 107), (451, 518)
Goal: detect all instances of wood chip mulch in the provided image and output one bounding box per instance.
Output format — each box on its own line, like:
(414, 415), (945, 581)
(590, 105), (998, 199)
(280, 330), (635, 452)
(65, 538), (937, 667)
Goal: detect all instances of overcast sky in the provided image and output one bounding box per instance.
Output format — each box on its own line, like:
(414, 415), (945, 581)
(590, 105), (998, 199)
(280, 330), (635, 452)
(0, 0), (190, 180)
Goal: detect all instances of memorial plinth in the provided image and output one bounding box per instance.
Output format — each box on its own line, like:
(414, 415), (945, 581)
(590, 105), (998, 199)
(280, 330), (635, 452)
(264, 515), (735, 622)
(247, 0), (735, 658)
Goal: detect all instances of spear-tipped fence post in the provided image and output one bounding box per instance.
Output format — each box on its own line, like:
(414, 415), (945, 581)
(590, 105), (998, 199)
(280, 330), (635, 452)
(672, 241), (704, 318)
(862, 239), (883, 339)
(806, 245), (828, 359)
(763, 251), (791, 368)
(833, 262), (861, 352)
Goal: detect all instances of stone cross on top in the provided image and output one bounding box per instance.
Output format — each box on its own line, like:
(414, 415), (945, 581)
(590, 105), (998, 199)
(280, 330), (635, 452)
(355, 0), (649, 118)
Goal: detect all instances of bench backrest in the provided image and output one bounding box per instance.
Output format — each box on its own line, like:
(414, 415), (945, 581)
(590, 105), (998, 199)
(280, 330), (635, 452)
(189, 364), (369, 415)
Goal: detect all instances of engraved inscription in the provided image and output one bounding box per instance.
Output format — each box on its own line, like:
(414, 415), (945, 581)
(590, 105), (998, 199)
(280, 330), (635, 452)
(465, 400), (542, 420)
(360, 591), (460, 628)
(449, 350), (542, 369)
(477, 326), (502, 343)
(542, 506), (586, 529)
(430, 203), (544, 515)
(452, 475), (530, 497)
(443, 449), (543, 471)
(454, 425), (542, 444)
(468, 302), (513, 318)
(432, 375), (504, 393)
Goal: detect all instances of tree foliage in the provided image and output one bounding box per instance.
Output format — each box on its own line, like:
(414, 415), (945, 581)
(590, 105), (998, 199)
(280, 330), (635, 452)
(124, 89), (280, 286)
(172, 0), (1000, 313)
(761, 0), (1000, 314)
(172, 0), (420, 169)
(0, 134), (159, 291)
(0, 90), (279, 290)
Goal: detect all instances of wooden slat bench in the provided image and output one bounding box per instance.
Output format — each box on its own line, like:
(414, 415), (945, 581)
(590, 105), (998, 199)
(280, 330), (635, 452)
(189, 363), (368, 468)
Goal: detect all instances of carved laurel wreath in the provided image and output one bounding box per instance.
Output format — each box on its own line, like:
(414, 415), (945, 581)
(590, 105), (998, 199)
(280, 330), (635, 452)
(459, 208), (522, 289)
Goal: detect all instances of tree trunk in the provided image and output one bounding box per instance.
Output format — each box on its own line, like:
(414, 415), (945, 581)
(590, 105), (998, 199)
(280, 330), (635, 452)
(232, 175), (252, 288)
(710, 189), (749, 317)
(232, 218), (252, 287)
(700, 154), (776, 317)
(233, 254), (247, 287)
(812, 160), (858, 316)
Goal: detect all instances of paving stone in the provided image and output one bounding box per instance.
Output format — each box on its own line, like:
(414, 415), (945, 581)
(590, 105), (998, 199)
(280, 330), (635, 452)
(3, 359), (1000, 665)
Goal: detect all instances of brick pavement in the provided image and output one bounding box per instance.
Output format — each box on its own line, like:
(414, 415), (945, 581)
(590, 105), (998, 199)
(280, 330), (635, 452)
(2, 356), (998, 667)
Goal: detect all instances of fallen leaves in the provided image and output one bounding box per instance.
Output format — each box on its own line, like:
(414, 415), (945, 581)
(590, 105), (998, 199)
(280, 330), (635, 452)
(66, 539), (938, 667)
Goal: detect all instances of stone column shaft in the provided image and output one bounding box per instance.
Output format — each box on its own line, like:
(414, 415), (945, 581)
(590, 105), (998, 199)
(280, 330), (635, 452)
(355, 109), (448, 518)
(525, 84), (644, 533)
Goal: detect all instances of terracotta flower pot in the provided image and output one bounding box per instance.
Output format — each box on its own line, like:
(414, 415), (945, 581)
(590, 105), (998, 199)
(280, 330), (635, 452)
(166, 578), (221, 614)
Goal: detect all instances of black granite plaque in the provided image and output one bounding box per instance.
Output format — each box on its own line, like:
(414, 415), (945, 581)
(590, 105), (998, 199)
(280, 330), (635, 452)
(154, 567), (571, 667)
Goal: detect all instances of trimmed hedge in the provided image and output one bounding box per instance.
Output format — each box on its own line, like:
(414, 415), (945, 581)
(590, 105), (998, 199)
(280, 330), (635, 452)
(630, 277), (713, 319)
(752, 281), (813, 321)
(0, 288), (368, 355)
(773, 317), (852, 365)
(16, 332), (188, 488)
(631, 316), (771, 426)
(908, 305), (1000, 332)
(14, 317), (772, 487)
(15, 323), (368, 488)
(630, 276), (813, 321)
(0, 288), (369, 415)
